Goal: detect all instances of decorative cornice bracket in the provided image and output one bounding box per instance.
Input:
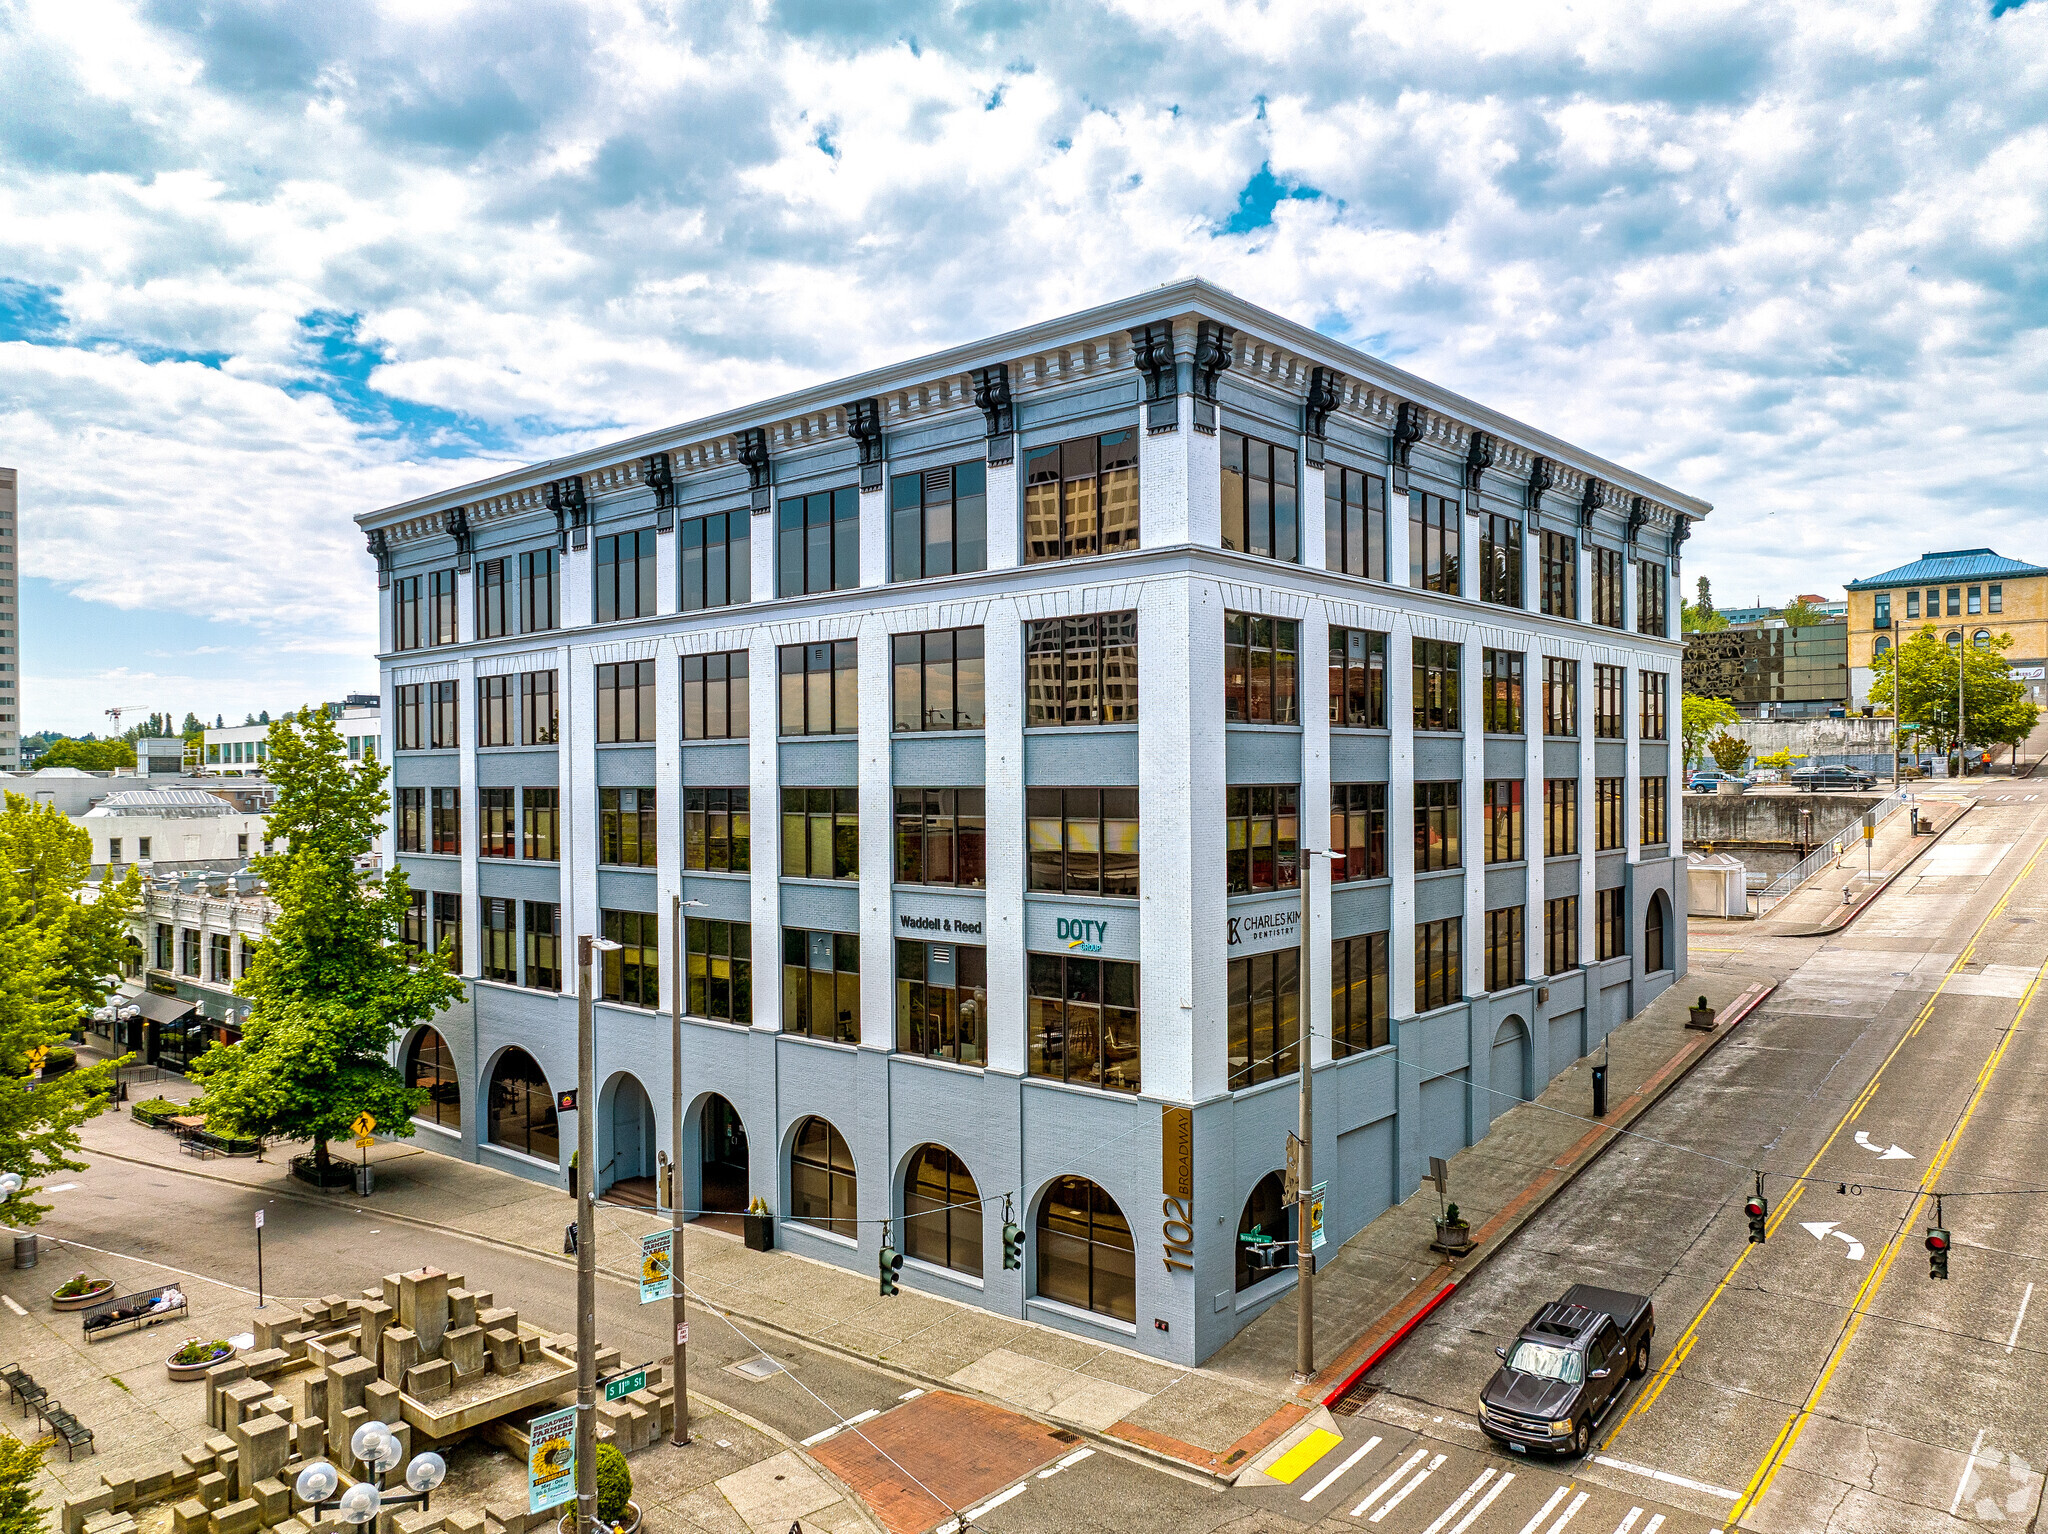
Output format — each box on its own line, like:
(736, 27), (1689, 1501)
(1464, 430), (1496, 499)
(1128, 322), (1177, 435)
(366, 528), (393, 590)
(1304, 366), (1344, 468)
(444, 505), (473, 571)
(970, 364), (1015, 467)
(546, 475), (588, 550)
(1390, 401), (1426, 492)
(846, 398), (885, 491)
(734, 428), (771, 514)
(1578, 476), (1604, 534)
(644, 453), (676, 532)
(1191, 321), (1233, 435)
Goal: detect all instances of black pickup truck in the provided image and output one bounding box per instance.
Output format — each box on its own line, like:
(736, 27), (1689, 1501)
(1476, 1284), (1654, 1459)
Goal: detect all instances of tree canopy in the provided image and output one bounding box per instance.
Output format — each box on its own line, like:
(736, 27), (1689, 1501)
(192, 708), (464, 1171)
(1681, 694), (1741, 767)
(35, 738), (135, 771)
(1780, 598), (1831, 628)
(1870, 626), (2039, 749)
(1681, 575), (1729, 633)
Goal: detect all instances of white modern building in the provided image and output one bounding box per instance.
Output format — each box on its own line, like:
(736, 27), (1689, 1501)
(81, 786), (274, 877)
(204, 696), (380, 771)
(358, 281), (1704, 1365)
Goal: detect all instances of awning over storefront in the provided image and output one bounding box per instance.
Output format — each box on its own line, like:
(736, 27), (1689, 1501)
(136, 991), (198, 1025)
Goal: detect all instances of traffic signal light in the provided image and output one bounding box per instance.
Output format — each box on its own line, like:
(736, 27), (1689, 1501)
(1745, 1196), (1768, 1243)
(879, 1243), (903, 1297)
(1001, 1221), (1024, 1271)
(1927, 1227), (1950, 1280)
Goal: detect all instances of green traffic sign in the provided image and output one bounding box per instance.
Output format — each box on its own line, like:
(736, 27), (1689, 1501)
(602, 1368), (647, 1402)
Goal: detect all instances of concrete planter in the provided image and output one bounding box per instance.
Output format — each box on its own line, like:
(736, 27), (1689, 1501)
(1715, 778), (1749, 797)
(1430, 1219), (1473, 1256)
(1688, 1005), (1718, 1032)
(166, 1343), (236, 1381)
(51, 1279), (114, 1312)
(743, 1211), (774, 1252)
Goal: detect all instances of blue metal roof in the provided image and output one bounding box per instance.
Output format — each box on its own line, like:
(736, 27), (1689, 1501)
(1846, 549), (2048, 590)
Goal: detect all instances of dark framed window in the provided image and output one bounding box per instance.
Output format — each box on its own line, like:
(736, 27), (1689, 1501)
(478, 675), (515, 747)
(1227, 786), (1299, 893)
(523, 788), (559, 861)
(790, 1116), (859, 1238)
(1027, 954), (1140, 1094)
(479, 788), (515, 858)
(1227, 949), (1300, 1090)
(782, 928), (859, 1043)
(779, 641), (857, 736)
(393, 575), (423, 651)
(1225, 613), (1299, 724)
(1540, 531), (1577, 619)
(1331, 933), (1390, 1057)
(684, 651), (751, 740)
(1591, 546), (1625, 628)
(1331, 783), (1388, 882)
(402, 895), (427, 956)
(1947, 586), (1960, 616)
(432, 891), (461, 964)
(1414, 781), (1461, 871)
(1483, 780), (1524, 863)
(487, 1047), (558, 1161)
(895, 942), (987, 1066)
(1485, 907), (1524, 993)
(1876, 592), (1892, 626)
(395, 787), (424, 852)
(595, 529), (657, 623)
(482, 898), (516, 984)
(1237, 1171), (1295, 1292)
(891, 461), (988, 581)
(1329, 628), (1387, 728)
(1593, 665), (1625, 739)
(1221, 432), (1299, 563)
(1906, 590), (1920, 620)
(777, 487), (860, 596)
(781, 787), (858, 880)
(893, 628), (985, 732)
(1990, 584), (2004, 614)
(1324, 463), (1388, 580)
(1408, 491), (1460, 594)
(903, 1143), (983, 1275)
(1480, 514), (1523, 607)
(431, 788), (460, 855)
(1969, 585), (1982, 615)
(1026, 613), (1137, 726)
(1025, 431), (1139, 563)
(154, 922), (172, 972)
(520, 670), (558, 745)
(599, 787), (657, 867)
(408, 1027), (461, 1129)
(1483, 649), (1524, 734)
(1637, 561), (1667, 636)
(1036, 1176), (1135, 1321)
(686, 918), (751, 1025)
(600, 909), (659, 1008)
(519, 548), (560, 633)
(428, 569), (458, 645)
(894, 788), (986, 887)
(1646, 893), (1668, 973)
(685, 788), (750, 872)
(430, 681), (459, 749)
(1595, 778), (1624, 850)
(1641, 776), (1668, 847)
(597, 660), (656, 743)
(477, 558), (510, 639)
(209, 933), (231, 982)
(1027, 787), (1138, 897)
(1414, 917), (1463, 1013)
(1543, 657), (1578, 737)
(680, 511), (750, 612)
(1413, 639), (1461, 732)
(1640, 672), (1667, 741)
(1596, 887), (1627, 961)
(1545, 779), (1579, 856)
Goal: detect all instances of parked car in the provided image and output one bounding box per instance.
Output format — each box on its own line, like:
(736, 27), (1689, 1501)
(1688, 769), (1750, 793)
(1478, 1285), (1655, 1459)
(1750, 768), (1783, 784)
(1790, 764), (1876, 791)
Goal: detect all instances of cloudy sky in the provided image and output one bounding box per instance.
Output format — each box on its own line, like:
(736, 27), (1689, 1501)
(4, 0), (2046, 735)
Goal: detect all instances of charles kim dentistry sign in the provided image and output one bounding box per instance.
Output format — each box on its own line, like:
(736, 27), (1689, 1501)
(1228, 895), (1302, 957)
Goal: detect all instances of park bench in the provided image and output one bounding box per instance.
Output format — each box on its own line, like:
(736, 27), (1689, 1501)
(0, 1364), (45, 1416)
(36, 1399), (94, 1459)
(80, 1283), (187, 1343)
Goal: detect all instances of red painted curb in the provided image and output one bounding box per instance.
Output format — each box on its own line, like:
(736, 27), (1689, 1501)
(1321, 1279), (1459, 1407)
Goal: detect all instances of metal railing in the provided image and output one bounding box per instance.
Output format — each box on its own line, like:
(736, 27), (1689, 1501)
(1754, 790), (1911, 913)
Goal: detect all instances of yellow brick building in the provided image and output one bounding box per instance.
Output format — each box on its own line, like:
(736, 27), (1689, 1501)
(1845, 548), (2048, 707)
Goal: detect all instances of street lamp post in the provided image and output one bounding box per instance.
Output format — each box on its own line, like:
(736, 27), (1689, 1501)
(669, 895), (707, 1447)
(575, 933), (620, 1534)
(1294, 847), (1340, 1384)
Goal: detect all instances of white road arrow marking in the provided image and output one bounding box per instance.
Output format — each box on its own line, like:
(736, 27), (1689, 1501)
(1801, 1220), (1866, 1259)
(1854, 1130), (1914, 1159)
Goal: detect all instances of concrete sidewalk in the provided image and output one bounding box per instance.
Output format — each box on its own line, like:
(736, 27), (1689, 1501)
(1761, 791), (1969, 936)
(80, 959), (1782, 1485)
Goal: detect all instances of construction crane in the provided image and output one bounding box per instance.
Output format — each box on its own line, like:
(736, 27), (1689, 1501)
(104, 705), (152, 727)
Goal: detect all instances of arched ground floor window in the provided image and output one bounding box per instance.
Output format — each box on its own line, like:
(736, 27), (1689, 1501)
(487, 1048), (557, 1163)
(1037, 1176), (1135, 1322)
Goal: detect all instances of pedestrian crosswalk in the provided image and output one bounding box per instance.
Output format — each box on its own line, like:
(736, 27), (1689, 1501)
(1240, 1421), (1718, 1533)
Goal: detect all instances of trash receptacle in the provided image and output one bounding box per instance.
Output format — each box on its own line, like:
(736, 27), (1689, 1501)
(12, 1234), (37, 1270)
(354, 1162), (375, 1197)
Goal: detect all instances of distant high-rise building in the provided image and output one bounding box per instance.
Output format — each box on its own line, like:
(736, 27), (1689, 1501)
(0, 467), (16, 768)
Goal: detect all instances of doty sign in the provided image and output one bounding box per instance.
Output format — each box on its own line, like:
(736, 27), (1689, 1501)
(1057, 916), (1110, 952)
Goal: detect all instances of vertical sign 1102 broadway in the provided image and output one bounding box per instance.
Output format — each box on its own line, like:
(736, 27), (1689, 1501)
(1161, 1105), (1194, 1272)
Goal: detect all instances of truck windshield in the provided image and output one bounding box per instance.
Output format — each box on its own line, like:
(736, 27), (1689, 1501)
(1506, 1342), (1582, 1383)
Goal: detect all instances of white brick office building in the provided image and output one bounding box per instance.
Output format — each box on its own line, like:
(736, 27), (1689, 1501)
(358, 280), (1705, 1366)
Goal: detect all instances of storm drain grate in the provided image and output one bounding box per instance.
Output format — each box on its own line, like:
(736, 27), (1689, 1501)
(731, 1355), (785, 1380)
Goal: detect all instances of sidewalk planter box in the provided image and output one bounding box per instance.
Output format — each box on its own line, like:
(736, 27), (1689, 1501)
(165, 1342), (236, 1382)
(51, 1278), (114, 1312)
(289, 1154), (356, 1190)
(1687, 999), (1718, 1032)
(743, 1212), (774, 1252)
(1430, 1219), (1473, 1256)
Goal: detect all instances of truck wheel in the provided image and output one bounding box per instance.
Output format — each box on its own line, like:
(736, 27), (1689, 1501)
(1629, 1343), (1649, 1380)
(1573, 1422), (1590, 1458)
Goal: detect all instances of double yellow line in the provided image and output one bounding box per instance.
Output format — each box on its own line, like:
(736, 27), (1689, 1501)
(1602, 836), (2047, 1455)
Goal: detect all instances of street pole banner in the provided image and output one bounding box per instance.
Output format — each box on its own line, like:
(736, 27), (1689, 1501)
(1308, 1182), (1328, 1252)
(639, 1230), (673, 1304)
(528, 1405), (576, 1512)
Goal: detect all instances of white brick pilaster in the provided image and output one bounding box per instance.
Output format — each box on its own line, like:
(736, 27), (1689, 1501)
(748, 630), (781, 1030)
(1389, 625), (1417, 1018)
(856, 613), (894, 1051)
(983, 598), (1026, 1074)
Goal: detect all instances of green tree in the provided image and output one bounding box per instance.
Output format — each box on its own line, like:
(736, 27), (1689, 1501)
(1870, 626), (2039, 752)
(36, 739), (136, 771)
(0, 796), (142, 1021)
(182, 712), (205, 740)
(1781, 598), (1829, 628)
(191, 708), (464, 1177)
(0, 1430), (46, 1534)
(1681, 574), (1729, 633)
(1708, 732), (1751, 773)
(1681, 694), (1741, 768)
